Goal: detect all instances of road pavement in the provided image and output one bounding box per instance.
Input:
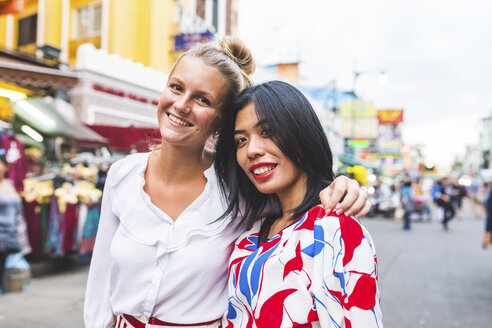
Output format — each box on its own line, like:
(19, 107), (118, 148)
(1, 205), (491, 327)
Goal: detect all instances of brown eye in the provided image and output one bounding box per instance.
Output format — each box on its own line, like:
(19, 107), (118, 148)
(170, 84), (183, 92)
(235, 137), (247, 147)
(261, 128), (273, 138)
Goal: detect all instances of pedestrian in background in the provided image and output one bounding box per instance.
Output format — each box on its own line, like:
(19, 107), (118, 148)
(401, 180), (414, 230)
(215, 81), (382, 327)
(482, 178), (492, 249)
(84, 37), (371, 328)
(434, 178), (455, 231)
(0, 153), (22, 291)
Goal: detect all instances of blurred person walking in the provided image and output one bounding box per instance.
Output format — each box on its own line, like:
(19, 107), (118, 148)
(401, 180), (414, 230)
(434, 178), (455, 231)
(482, 179), (492, 249)
(0, 153), (23, 291)
(84, 38), (370, 328)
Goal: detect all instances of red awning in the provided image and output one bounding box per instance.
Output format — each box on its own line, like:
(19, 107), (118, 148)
(86, 125), (161, 152)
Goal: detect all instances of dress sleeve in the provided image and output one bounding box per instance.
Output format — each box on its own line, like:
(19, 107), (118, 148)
(313, 215), (383, 328)
(84, 164), (120, 328)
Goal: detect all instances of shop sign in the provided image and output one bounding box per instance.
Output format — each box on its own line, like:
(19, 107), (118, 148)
(372, 153), (401, 158)
(377, 109), (404, 123)
(92, 84), (159, 106)
(378, 125), (401, 139)
(340, 117), (378, 138)
(377, 139), (401, 154)
(174, 31), (214, 52)
(348, 139), (370, 148)
(340, 100), (375, 118)
(0, 0), (24, 15)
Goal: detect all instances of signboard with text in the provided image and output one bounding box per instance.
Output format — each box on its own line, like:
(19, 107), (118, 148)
(174, 31), (214, 51)
(377, 109), (404, 124)
(340, 100), (375, 118)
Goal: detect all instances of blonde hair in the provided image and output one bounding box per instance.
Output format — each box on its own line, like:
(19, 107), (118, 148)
(171, 36), (256, 110)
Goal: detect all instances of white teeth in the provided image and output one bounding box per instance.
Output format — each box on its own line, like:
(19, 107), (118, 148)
(253, 166), (275, 175)
(169, 114), (191, 126)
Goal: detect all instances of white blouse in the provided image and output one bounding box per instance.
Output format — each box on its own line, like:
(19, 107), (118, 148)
(84, 152), (241, 328)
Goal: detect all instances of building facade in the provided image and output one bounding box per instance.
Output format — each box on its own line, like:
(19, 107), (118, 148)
(1, 0), (238, 134)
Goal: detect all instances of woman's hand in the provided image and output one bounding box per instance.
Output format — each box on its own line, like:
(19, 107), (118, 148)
(319, 175), (370, 218)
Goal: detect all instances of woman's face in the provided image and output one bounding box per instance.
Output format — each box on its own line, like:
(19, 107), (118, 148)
(234, 103), (307, 202)
(157, 56), (227, 148)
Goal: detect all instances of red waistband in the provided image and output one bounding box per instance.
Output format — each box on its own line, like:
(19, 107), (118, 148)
(123, 314), (220, 327)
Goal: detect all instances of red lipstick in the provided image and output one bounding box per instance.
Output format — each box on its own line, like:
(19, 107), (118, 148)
(249, 162), (277, 181)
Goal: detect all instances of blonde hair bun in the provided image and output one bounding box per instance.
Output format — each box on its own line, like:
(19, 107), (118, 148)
(218, 37), (256, 76)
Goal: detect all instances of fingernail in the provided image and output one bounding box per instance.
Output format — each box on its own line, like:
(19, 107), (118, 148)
(325, 207), (332, 214)
(336, 208), (343, 215)
(345, 210), (352, 216)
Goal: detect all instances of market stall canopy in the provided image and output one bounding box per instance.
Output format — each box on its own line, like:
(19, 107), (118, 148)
(0, 57), (78, 90)
(86, 124), (160, 152)
(13, 97), (107, 143)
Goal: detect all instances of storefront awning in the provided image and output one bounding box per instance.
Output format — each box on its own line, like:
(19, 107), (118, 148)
(13, 97), (107, 143)
(86, 124), (160, 152)
(0, 61), (78, 90)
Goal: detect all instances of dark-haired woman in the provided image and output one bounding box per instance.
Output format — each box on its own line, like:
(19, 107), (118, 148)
(215, 81), (382, 327)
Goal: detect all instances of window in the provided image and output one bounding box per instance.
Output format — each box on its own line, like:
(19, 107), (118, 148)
(17, 14), (37, 46)
(72, 2), (102, 39)
(212, 0), (218, 31)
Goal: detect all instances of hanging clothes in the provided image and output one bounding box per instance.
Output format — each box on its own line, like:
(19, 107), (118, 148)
(79, 203), (100, 257)
(62, 202), (79, 253)
(22, 199), (42, 258)
(45, 194), (63, 255)
(1, 133), (28, 192)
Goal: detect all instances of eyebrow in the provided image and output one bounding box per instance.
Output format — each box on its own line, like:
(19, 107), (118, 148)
(234, 119), (268, 135)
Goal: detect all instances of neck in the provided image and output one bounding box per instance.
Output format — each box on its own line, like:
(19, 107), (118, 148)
(152, 141), (213, 184)
(276, 177), (308, 221)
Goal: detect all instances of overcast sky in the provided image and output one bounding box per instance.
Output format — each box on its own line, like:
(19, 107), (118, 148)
(237, 0), (492, 169)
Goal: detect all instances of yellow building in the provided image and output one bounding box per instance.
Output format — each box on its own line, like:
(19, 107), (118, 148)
(0, 0), (238, 74)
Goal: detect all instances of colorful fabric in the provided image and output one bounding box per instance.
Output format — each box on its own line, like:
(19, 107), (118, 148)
(22, 199), (42, 258)
(62, 203), (79, 253)
(79, 204), (100, 256)
(46, 195), (63, 255)
(1, 134), (27, 192)
(224, 205), (382, 328)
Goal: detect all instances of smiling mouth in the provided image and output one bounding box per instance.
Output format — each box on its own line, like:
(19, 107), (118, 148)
(252, 165), (276, 176)
(168, 113), (192, 126)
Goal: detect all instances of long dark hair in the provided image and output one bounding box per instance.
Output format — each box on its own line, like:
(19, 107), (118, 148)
(215, 80), (334, 230)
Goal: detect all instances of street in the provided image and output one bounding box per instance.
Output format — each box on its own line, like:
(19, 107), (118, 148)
(0, 206), (491, 328)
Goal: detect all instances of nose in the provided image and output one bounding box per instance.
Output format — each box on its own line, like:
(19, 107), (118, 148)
(174, 94), (191, 114)
(246, 135), (265, 159)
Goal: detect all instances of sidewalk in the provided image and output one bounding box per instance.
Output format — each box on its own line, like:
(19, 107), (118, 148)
(0, 266), (88, 328)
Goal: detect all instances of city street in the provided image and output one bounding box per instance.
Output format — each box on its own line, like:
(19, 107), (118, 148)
(0, 205), (491, 328)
